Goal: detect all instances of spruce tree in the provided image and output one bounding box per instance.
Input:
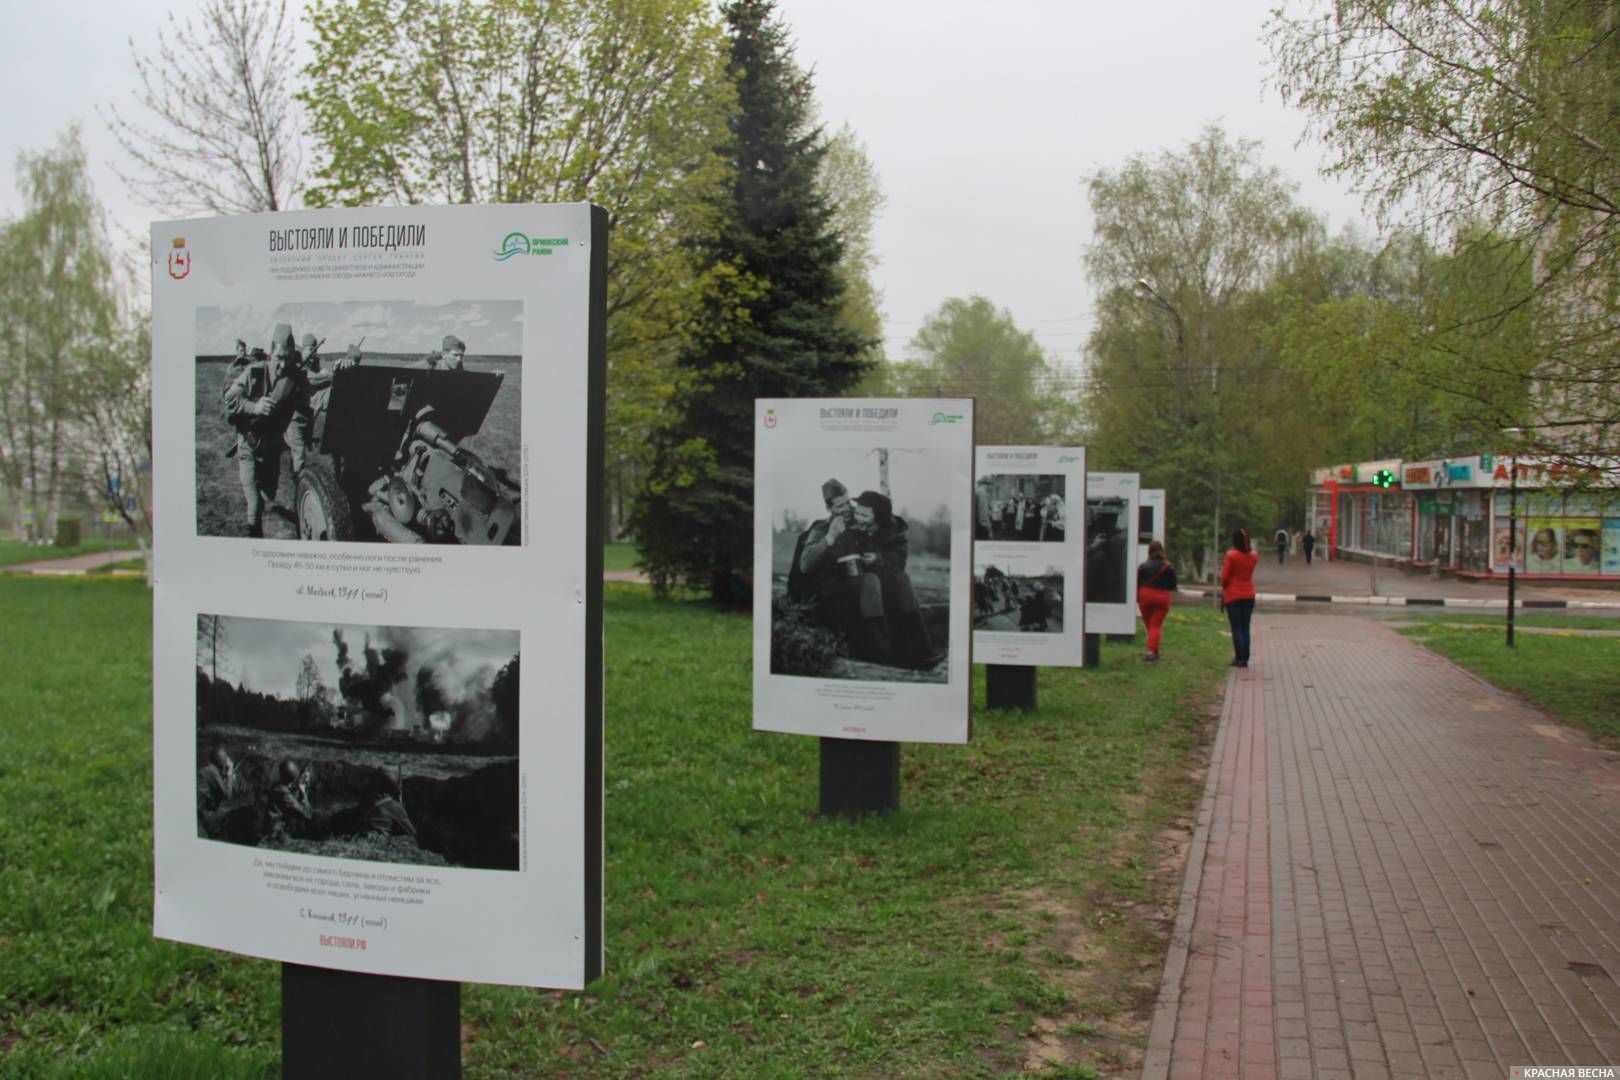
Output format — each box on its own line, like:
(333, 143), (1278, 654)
(633, 0), (873, 604)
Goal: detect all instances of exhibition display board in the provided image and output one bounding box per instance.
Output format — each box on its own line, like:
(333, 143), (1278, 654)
(151, 204), (606, 989)
(753, 398), (974, 744)
(1136, 489), (1165, 564)
(1083, 472), (1141, 635)
(971, 446), (1087, 666)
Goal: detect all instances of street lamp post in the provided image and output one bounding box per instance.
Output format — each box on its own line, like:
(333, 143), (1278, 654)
(1134, 279), (1221, 578)
(1507, 449), (1518, 648)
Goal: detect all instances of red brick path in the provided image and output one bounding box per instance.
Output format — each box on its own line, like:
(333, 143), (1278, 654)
(1144, 614), (1620, 1079)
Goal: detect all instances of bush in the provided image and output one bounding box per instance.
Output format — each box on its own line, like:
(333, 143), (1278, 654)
(769, 595), (846, 677)
(53, 516), (82, 548)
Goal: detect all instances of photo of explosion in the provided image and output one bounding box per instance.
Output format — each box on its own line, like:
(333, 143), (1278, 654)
(194, 614), (520, 870)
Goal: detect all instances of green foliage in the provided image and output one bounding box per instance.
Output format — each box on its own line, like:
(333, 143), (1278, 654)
(1082, 125), (1324, 577)
(888, 295), (1080, 445)
(1399, 622), (1620, 744)
(632, 0), (873, 601)
(1267, 0), (1620, 470)
(0, 128), (128, 545)
(299, 0), (745, 512)
(818, 123), (887, 365)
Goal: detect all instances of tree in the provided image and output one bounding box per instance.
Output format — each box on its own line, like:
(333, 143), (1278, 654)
(818, 123), (886, 363)
(0, 129), (122, 543)
(75, 320), (155, 578)
(1082, 125), (1322, 578)
(888, 295), (1077, 445)
(1267, 0), (1620, 469)
(631, 0), (874, 602)
(104, 0), (300, 215)
(300, 0), (741, 534)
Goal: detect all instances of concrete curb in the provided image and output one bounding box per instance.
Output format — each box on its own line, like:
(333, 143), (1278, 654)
(1141, 670), (1238, 1078)
(1175, 587), (1616, 609)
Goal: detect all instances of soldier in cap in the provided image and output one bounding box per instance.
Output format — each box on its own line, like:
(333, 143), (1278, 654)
(417, 335), (466, 370)
(784, 479), (897, 665)
(222, 323), (307, 537)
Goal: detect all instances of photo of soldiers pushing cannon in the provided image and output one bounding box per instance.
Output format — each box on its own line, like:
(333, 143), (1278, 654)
(195, 614), (521, 871)
(194, 300), (523, 543)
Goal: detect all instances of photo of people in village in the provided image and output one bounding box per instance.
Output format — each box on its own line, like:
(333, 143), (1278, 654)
(195, 614), (520, 871)
(193, 300), (523, 544)
(973, 564), (1065, 633)
(973, 473), (1066, 542)
(768, 446), (953, 684)
(1086, 495), (1130, 605)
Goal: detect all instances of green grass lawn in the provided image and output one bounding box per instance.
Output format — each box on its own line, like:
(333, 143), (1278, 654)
(1, 579), (1232, 1078)
(603, 542), (641, 574)
(0, 537), (124, 568)
(1388, 611), (1620, 631)
(1398, 620), (1620, 745)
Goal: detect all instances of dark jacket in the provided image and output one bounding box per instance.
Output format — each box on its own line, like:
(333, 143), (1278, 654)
(1137, 556), (1178, 592)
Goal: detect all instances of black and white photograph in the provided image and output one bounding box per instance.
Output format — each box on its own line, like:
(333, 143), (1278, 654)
(195, 614), (520, 872)
(973, 473), (1067, 541)
(768, 446), (952, 684)
(193, 300), (523, 544)
(973, 565), (1065, 633)
(1086, 495), (1131, 606)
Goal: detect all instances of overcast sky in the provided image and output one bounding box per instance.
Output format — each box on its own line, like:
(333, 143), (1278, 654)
(1, 0), (1367, 369)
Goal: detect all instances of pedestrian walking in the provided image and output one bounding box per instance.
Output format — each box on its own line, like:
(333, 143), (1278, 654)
(1136, 540), (1177, 662)
(1302, 528), (1316, 565)
(1274, 527), (1289, 565)
(1221, 528), (1259, 668)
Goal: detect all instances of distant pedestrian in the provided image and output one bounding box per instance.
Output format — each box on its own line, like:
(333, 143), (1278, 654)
(1136, 540), (1178, 662)
(1274, 527), (1289, 565)
(1302, 529), (1316, 565)
(1221, 528), (1259, 668)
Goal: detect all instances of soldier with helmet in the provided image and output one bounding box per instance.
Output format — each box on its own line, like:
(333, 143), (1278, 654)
(264, 758), (314, 843)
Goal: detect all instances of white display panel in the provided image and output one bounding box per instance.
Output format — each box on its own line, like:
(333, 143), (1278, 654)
(1083, 472), (1141, 635)
(1136, 488), (1165, 564)
(971, 446), (1087, 666)
(754, 399), (973, 744)
(151, 204), (605, 989)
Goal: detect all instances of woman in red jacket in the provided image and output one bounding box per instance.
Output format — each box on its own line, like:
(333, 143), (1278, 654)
(1220, 527), (1259, 668)
(1136, 540), (1177, 662)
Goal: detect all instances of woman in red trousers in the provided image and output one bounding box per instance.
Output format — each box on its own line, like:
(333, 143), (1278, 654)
(1136, 540), (1178, 662)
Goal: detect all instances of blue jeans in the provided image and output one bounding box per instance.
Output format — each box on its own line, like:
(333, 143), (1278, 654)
(1226, 598), (1255, 663)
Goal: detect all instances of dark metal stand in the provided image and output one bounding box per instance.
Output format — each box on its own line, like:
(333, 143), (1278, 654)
(282, 964), (460, 1079)
(1082, 633), (1101, 668)
(818, 738), (899, 819)
(985, 664), (1037, 711)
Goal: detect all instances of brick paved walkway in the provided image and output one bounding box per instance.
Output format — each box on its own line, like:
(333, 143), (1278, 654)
(1144, 613), (1620, 1080)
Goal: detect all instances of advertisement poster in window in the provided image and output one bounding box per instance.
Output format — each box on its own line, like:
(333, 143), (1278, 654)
(754, 398), (973, 744)
(151, 204), (606, 989)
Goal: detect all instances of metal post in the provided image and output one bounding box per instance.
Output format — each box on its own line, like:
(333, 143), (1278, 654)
(818, 738), (899, 818)
(282, 964), (460, 1079)
(1082, 633), (1101, 668)
(985, 664), (1036, 711)
(1507, 454), (1517, 648)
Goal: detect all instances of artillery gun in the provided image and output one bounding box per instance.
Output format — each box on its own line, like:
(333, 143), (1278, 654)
(295, 362), (519, 545)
